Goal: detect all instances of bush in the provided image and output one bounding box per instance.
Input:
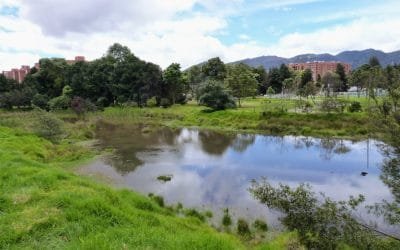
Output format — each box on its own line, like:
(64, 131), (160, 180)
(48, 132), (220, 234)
(33, 108), (64, 143)
(319, 98), (347, 113)
(253, 219), (268, 232)
(199, 82), (236, 110)
(295, 99), (313, 113)
(237, 219), (251, 236)
(348, 101), (362, 113)
(32, 94), (49, 110)
(48, 95), (71, 110)
(184, 209), (206, 222)
(222, 208), (232, 227)
(146, 97), (158, 107)
(160, 98), (171, 108)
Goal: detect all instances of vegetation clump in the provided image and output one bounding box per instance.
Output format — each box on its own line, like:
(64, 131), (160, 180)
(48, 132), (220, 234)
(253, 219), (268, 232)
(236, 219), (251, 237)
(157, 175), (173, 182)
(222, 208), (232, 227)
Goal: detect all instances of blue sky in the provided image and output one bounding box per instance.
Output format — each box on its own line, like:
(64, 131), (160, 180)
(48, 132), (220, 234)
(0, 0), (399, 70)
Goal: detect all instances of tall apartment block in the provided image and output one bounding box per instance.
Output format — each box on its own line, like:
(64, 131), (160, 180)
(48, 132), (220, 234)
(288, 61), (351, 81)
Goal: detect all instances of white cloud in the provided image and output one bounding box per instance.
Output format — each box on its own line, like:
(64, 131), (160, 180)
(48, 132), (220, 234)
(1, 0), (400, 72)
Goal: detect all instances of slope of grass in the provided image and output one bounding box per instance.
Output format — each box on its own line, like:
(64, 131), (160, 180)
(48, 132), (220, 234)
(0, 126), (248, 249)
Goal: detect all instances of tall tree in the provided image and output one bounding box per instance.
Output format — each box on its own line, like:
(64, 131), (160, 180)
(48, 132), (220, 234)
(163, 63), (186, 104)
(201, 57), (226, 81)
(225, 63), (258, 107)
(369, 56), (381, 68)
(267, 67), (282, 93)
(335, 63), (348, 91)
(252, 66), (268, 95)
(279, 64), (291, 82)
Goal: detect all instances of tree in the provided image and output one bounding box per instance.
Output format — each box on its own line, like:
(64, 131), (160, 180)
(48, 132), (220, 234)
(335, 63), (348, 91)
(300, 69), (313, 89)
(252, 66), (268, 95)
(198, 81), (236, 110)
(224, 63), (258, 107)
(201, 57), (226, 81)
(266, 67), (282, 93)
(279, 64), (291, 83)
(162, 63), (186, 105)
(321, 72), (341, 96)
(369, 56), (381, 68)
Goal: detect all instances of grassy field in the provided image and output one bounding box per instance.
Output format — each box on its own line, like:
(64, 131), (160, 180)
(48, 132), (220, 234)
(97, 96), (372, 140)
(0, 117), (302, 249)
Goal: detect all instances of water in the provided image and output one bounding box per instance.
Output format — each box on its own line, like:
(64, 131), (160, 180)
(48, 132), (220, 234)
(80, 123), (398, 233)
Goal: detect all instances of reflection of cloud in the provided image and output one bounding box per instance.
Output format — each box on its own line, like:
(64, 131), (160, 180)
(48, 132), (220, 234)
(87, 127), (392, 229)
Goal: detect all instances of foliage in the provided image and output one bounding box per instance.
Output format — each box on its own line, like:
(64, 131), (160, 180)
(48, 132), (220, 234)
(237, 219), (251, 236)
(250, 179), (399, 249)
(320, 97), (347, 113)
(336, 63), (348, 91)
(162, 63), (187, 105)
(32, 93), (49, 110)
(198, 81), (236, 110)
(253, 219), (268, 232)
(222, 208), (232, 227)
(201, 57), (226, 81)
(225, 63), (258, 107)
(32, 108), (64, 143)
(348, 101), (362, 112)
(48, 95), (71, 110)
(146, 96), (158, 107)
(322, 72), (342, 95)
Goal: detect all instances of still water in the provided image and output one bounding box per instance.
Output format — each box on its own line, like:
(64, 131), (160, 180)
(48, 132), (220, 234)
(81, 123), (396, 232)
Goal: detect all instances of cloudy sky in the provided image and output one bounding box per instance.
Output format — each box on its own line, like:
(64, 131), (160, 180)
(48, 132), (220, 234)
(1, 0), (400, 70)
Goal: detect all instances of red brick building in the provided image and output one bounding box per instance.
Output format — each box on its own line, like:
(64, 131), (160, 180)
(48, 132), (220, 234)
(2, 56), (86, 83)
(2, 65), (31, 84)
(288, 61), (351, 81)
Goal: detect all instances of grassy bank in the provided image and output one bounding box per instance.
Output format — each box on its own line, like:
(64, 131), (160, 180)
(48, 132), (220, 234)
(98, 97), (371, 139)
(0, 122), (302, 249)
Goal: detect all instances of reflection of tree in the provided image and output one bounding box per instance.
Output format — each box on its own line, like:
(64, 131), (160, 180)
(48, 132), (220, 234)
(198, 130), (236, 156)
(318, 138), (352, 160)
(371, 148), (400, 225)
(231, 134), (255, 152)
(96, 121), (181, 174)
(333, 140), (351, 154)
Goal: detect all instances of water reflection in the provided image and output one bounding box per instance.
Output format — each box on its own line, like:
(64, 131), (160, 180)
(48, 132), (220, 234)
(82, 123), (393, 229)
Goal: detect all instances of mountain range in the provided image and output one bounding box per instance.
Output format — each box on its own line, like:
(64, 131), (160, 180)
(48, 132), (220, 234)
(235, 49), (400, 70)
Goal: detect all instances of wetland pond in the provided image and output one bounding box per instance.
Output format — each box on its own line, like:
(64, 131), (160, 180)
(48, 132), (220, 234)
(81, 123), (399, 234)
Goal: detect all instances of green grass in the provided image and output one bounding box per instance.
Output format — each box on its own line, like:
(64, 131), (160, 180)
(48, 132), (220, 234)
(96, 97), (372, 139)
(0, 126), (247, 249)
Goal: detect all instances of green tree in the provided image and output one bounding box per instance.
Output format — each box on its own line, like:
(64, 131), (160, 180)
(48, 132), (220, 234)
(252, 66), (268, 95)
(266, 67), (282, 93)
(321, 72), (341, 96)
(201, 57), (226, 81)
(369, 56), (381, 68)
(198, 81), (236, 110)
(335, 63), (348, 91)
(224, 63), (258, 107)
(163, 63), (186, 105)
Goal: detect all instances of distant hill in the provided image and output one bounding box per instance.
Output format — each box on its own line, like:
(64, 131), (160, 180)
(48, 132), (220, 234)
(235, 49), (400, 70)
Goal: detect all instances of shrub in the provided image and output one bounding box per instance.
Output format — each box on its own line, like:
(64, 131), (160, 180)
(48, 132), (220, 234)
(32, 94), (49, 110)
(237, 219), (251, 236)
(48, 95), (71, 110)
(295, 99), (313, 113)
(319, 98), (347, 113)
(146, 97), (158, 107)
(222, 208), (232, 227)
(348, 101), (362, 113)
(184, 209), (206, 222)
(148, 193), (164, 207)
(33, 108), (64, 143)
(160, 98), (171, 108)
(253, 219), (268, 232)
(199, 82), (236, 110)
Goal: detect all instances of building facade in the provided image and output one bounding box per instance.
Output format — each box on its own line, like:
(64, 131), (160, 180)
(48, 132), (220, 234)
(288, 61), (351, 81)
(2, 56), (86, 83)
